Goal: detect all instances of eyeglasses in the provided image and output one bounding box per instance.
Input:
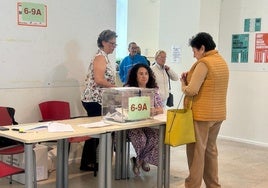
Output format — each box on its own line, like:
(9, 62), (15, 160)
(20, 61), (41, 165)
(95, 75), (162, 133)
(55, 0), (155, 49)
(107, 41), (117, 46)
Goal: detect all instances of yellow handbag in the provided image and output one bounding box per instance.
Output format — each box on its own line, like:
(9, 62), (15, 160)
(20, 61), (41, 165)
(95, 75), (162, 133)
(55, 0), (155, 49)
(164, 94), (196, 147)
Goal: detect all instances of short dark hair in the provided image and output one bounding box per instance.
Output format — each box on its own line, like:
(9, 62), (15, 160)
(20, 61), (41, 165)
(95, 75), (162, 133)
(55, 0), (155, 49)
(125, 63), (157, 88)
(189, 32), (216, 52)
(97, 29), (117, 48)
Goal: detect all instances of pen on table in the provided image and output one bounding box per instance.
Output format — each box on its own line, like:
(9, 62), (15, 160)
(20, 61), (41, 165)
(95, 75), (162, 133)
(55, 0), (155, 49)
(11, 128), (26, 133)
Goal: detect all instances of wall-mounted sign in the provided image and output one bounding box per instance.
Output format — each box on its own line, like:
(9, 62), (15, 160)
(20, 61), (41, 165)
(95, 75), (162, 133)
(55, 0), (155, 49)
(17, 2), (47, 27)
(254, 33), (268, 63)
(244, 18), (261, 32)
(231, 34), (249, 63)
(171, 45), (181, 63)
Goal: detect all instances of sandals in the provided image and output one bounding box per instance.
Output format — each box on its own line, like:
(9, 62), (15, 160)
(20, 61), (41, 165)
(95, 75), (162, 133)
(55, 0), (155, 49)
(130, 157), (140, 176)
(130, 157), (150, 175)
(141, 161), (150, 172)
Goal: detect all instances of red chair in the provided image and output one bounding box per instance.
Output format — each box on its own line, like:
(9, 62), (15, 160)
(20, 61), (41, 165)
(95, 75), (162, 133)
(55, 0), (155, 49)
(0, 161), (24, 178)
(38, 100), (91, 143)
(0, 106), (36, 187)
(39, 101), (71, 121)
(38, 101), (94, 173)
(0, 106), (14, 126)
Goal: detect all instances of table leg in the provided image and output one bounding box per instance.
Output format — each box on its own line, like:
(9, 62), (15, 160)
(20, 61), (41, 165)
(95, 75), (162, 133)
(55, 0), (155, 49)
(121, 130), (127, 179)
(157, 125), (164, 188)
(56, 140), (63, 188)
(115, 131), (122, 180)
(63, 139), (69, 188)
(98, 133), (107, 188)
(25, 143), (34, 188)
(164, 144), (170, 188)
(106, 132), (112, 188)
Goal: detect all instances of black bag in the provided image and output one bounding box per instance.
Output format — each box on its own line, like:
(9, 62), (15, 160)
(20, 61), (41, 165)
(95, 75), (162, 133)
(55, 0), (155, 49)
(166, 93), (174, 107)
(165, 69), (174, 107)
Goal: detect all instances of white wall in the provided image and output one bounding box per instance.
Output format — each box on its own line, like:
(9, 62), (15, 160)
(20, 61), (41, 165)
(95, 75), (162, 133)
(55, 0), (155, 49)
(0, 0), (116, 123)
(116, 0), (128, 59)
(2, 0), (268, 147)
(158, 0), (201, 106)
(127, 0), (268, 146)
(127, 0), (160, 58)
(218, 0), (268, 146)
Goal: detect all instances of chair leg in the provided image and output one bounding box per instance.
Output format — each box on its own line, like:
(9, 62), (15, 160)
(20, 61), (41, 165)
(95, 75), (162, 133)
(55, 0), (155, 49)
(8, 150), (36, 187)
(9, 154), (13, 184)
(68, 143), (71, 154)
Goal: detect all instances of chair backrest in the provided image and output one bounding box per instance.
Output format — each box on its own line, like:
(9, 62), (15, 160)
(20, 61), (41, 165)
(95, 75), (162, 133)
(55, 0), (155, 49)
(0, 107), (19, 147)
(0, 107), (16, 126)
(39, 101), (71, 121)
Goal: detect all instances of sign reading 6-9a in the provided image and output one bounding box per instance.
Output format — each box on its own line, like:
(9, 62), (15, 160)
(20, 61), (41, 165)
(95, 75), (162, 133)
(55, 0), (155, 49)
(23, 7), (42, 15)
(128, 96), (151, 121)
(17, 2), (47, 27)
(130, 103), (148, 112)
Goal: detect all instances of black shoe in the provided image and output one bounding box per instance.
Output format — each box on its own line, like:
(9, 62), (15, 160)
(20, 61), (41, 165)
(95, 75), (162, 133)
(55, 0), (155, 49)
(80, 166), (95, 171)
(80, 163), (98, 171)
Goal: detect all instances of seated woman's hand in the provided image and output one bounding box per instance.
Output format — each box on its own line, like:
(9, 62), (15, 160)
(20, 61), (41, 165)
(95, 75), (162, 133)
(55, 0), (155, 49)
(151, 107), (163, 116)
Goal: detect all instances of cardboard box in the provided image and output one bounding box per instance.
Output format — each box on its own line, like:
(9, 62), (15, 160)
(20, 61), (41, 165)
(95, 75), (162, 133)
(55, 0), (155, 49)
(2, 144), (48, 184)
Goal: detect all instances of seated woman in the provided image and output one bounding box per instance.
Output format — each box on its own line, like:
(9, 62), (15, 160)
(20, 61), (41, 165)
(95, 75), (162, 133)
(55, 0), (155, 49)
(124, 63), (163, 176)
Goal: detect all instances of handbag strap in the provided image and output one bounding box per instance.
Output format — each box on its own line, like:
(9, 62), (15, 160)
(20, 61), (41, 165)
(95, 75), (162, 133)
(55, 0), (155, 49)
(176, 93), (184, 109)
(165, 69), (171, 91)
(169, 93), (192, 132)
(169, 93), (184, 129)
(175, 93), (192, 110)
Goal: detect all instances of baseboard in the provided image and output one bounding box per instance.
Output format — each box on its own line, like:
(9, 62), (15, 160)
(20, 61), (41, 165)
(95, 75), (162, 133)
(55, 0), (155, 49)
(219, 135), (268, 148)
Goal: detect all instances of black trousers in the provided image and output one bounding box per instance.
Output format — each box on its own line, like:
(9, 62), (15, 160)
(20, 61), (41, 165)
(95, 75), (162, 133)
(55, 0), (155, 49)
(80, 101), (101, 168)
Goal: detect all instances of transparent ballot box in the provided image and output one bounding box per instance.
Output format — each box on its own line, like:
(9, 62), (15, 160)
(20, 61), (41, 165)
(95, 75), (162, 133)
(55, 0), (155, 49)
(102, 87), (155, 123)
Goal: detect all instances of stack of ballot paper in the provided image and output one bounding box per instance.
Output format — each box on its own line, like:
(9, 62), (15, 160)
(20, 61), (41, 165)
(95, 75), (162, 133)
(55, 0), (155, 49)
(11, 122), (74, 133)
(78, 121), (110, 128)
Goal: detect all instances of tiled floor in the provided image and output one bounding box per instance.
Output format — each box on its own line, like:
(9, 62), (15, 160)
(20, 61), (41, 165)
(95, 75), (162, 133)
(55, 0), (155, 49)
(1, 138), (268, 188)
